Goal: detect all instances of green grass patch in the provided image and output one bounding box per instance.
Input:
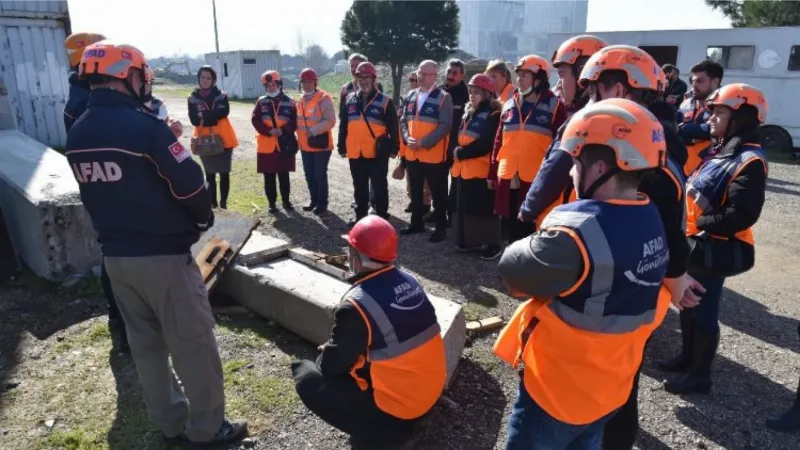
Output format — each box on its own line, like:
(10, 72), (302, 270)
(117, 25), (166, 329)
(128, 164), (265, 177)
(463, 302), (492, 322)
(217, 317), (280, 348)
(53, 323), (111, 354)
(35, 428), (105, 450)
(222, 359), (299, 433)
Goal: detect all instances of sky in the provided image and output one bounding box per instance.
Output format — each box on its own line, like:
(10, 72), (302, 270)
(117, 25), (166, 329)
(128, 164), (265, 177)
(67, 0), (732, 58)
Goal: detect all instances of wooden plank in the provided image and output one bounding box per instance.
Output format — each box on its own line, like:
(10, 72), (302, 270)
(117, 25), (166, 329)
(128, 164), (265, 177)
(289, 248), (350, 281)
(466, 316), (505, 333)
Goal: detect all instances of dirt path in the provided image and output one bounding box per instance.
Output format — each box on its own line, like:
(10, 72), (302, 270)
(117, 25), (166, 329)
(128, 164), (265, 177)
(0, 87), (798, 450)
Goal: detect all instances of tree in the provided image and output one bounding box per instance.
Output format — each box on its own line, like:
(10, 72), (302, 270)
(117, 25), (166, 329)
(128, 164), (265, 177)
(341, 0), (460, 104)
(706, 0), (800, 27)
(305, 44), (331, 75)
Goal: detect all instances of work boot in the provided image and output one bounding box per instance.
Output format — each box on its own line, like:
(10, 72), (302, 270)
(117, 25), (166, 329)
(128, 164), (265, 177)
(665, 329), (718, 395)
(428, 228), (446, 243)
(186, 418), (247, 449)
(400, 225), (425, 236)
(283, 201), (295, 211)
(659, 310), (695, 373)
(766, 377), (800, 432)
(312, 206), (328, 215)
(302, 203), (317, 212)
(404, 202), (413, 213)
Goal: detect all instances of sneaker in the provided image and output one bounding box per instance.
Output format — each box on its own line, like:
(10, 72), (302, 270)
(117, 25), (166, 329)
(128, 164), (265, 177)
(283, 202), (295, 211)
(312, 206), (328, 215)
(480, 246), (503, 260)
(219, 201), (227, 210)
(187, 418), (248, 449)
(302, 203), (317, 212)
(400, 225), (425, 236)
(268, 205), (278, 214)
(404, 203), (413, 213)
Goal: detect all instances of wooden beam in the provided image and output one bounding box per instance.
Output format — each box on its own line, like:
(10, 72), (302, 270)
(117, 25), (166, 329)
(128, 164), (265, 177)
(466, 316), (505, 333)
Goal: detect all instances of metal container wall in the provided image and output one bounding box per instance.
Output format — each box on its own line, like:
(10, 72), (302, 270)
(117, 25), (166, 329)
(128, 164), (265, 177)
(0, 1), (71, 147)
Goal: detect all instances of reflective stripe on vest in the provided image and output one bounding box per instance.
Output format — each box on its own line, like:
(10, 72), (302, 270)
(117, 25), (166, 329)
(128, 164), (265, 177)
(344, 266), (447, 420)
(664, 155), (688, 234)
(540, 200), (668, 334)
(297, 90), (332, 151)
(686, 144), (766, 245)
(497, 93), (558, 182)
(256, 94), (293, 154)
(451, 111), (491, 179)
(345, 91), (389, 159)
(404, 88), (448, 163)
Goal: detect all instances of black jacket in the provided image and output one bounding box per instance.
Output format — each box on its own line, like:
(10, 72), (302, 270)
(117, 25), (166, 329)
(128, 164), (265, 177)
(452, 100), (501, 163)
(443, 82), (470, 161)
(65, 89), (213, 257)
(64, 72), (90, 132)
(187, 86), (231, 127)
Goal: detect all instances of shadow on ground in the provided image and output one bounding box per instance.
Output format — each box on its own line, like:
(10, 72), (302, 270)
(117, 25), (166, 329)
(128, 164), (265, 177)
(719, 287), (799, 354)
(645, 310), (800, 450)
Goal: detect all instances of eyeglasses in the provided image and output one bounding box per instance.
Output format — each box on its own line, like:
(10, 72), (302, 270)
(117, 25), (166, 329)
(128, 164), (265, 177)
(408, 78), (418, 82)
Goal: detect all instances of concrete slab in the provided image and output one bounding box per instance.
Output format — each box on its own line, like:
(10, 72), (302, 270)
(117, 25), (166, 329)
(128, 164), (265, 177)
(237, 231), (290, 266)
(0, 130), (101, 280)
(218, 237), (467, 387)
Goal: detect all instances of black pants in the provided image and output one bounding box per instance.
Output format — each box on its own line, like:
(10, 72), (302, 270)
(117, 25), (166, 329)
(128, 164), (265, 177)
(100, 260), (122, 322)
(504, 188), (535, 243)
(205, 173), (230, 207)
(292, 359), (415, 448)
(408, 161), (449, 230)
(349, 157), (389, 218)
(602, 352), (645, 449)
(447, 176), (457, 220)
(263, 172), (290, 207)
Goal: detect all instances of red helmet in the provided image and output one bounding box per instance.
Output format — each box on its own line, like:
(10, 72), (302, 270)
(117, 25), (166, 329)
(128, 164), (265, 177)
(355, 61), (377, 78)
(300, 68), (318, 82)
(342, 216), (397, 262)
(468, 74), (495, 95)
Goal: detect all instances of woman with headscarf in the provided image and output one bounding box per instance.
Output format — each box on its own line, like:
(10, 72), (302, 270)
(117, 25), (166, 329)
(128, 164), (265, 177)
(251, 70), (298, 213)
(187, 65), (238, 209)
(451, 74), (503, 258)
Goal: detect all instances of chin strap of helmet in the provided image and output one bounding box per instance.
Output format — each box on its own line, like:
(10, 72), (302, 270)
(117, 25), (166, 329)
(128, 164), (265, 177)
(576, 156), (620, 199)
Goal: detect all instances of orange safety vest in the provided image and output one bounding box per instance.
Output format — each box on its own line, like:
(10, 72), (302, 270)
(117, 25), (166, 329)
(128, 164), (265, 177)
(498, 83), (515, 104)
(297, 90), (334, 152)
(451, 110), (492, 179)
(679, 97), (713, 176)
(345, 266), (447, 420)
(344, 90), (389, 159)
(496, 91), (559, 183)
(493, 198), (671, 425)
(190, 92), (239, 149)
(255, 94), (294, 154)
(403, 87), (448, 164)
(685, 143), (766, 246)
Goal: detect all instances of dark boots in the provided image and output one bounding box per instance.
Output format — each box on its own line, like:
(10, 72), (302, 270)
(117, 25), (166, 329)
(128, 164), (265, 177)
(659, 310), (695, 372)
(766, 377), (800, 432)
(665, 329), (719, 395)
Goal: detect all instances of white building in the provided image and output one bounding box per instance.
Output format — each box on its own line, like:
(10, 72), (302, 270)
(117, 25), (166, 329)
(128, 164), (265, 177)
(204, 50), (281, 99)
(0, 1), (71, 147)
(457, 0), (588, 62)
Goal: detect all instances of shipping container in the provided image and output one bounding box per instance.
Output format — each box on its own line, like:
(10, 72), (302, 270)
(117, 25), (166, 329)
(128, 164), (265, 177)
(204, 50), (282, 100)
(0, 1), (71, 147)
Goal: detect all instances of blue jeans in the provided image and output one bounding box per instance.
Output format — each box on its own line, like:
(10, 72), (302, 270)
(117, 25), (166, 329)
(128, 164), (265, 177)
(690, 273), (726, 333)
(506, 381), (617, 450)
(301, 150), (331, 208)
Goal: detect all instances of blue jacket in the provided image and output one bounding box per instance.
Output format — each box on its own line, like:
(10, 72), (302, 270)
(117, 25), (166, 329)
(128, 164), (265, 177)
(64, 72), (90, 132)
(65, 89), (214, 257)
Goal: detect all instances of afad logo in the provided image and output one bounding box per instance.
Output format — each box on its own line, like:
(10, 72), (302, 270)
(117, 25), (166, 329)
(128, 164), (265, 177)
(651, 128), (665, 143)
(612, 123), (632, 138)
(121, 51), (132, 60)
(84, 48), (106, 58)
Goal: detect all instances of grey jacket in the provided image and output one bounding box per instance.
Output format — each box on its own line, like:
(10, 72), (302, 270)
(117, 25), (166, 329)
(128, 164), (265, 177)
(399, 87), (453, 151)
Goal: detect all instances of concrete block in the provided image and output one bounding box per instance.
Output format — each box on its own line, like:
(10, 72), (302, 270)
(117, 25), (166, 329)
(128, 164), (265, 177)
(236, 231), (290, 266)
(0, 130), (101, 280)
(218, 239), (466, 387)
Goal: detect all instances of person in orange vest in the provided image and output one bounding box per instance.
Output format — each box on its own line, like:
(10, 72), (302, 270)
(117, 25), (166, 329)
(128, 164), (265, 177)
(678, 60), (724, 176)
(291, 215), (446, 450)
(188, 65), (239, 209)
(338, 62), (399, 225)
(297, 68), (336, 215)
(517, 35), (607, 230)
(450, 74), (503, 258)
(251, 70), (298, 213)
(664, 83), (769, 396)
(63, 32), (106, 131)
(399, 60), (454, 243)
(397, 71), (432, 214)
(575, 44), (703, 450)
(488, 54), (566, 247)
(485, 60), (515, 104)
(493, 98), (672, 450)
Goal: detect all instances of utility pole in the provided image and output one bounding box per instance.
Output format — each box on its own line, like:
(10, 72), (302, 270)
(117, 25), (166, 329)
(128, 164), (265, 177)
(212, 0), (223, 89)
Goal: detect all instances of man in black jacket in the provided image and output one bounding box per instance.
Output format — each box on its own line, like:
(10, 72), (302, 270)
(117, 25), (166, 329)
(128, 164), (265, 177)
(436, 59), (469, 226)
(663, 64), (688, 106)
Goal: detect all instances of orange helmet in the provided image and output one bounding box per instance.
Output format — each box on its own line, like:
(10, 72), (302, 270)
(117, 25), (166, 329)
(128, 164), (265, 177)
(64, 32), (106, 67)
(706, 83), (768, 123)
(78, 41), (149, 81)
(553, 35), (608, 67)
(261, 70), (281, 85)
(560, 98), (666, 171)
(342, 216), (397, 262)
(515, 54), (550, 75)
(578, 45), (665, 93)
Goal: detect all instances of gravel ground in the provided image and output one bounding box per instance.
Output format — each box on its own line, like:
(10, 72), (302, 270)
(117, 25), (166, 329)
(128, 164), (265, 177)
(1, 88), (798, 450)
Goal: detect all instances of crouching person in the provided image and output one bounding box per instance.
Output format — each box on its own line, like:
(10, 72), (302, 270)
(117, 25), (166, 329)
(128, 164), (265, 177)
(493, 99), (672, 450)
(291, 216), (447, 450)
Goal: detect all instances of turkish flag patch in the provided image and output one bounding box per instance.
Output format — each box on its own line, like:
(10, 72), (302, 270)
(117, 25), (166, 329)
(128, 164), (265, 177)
(169, 141), (191, 163)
